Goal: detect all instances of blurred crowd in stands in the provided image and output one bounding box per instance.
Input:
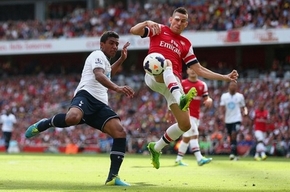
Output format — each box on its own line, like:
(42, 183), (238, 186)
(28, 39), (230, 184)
(0, 68), (290, 158)
(0, 0), (290, 40)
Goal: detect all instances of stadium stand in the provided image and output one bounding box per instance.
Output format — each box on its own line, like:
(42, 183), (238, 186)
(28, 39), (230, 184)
(0, 0), (289, 40)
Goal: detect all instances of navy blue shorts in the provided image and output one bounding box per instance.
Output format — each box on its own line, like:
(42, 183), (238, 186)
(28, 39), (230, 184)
(226, 122), (241, 135)
(70, 90), (119, 131)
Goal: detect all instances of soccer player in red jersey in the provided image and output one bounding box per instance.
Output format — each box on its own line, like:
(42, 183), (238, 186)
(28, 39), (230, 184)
(175, 68), (213, 166)
(252, 101), (270, 160)
(130, 7), (238, 169)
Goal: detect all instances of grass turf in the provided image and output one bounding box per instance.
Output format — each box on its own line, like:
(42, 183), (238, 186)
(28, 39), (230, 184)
(0, 153), (289, 192)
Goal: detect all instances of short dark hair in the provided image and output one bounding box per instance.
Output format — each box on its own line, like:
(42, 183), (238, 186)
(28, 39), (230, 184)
(100, 31), (119, 43)
(173, 7), (188, 15)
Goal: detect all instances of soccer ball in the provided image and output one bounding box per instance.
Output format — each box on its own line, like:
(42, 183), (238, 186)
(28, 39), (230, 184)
(143, 52), (167, 76)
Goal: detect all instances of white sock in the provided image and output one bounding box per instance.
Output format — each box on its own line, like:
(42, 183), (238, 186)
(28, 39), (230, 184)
(163, 66), (182, 104)
(257, 142), (264, 152)
(261, 151), (266, 157)
(190, 139), (203, 161)
(254, 152), (260, 158)
(155, 123), (184, 152)
(176, 141), (189, 161)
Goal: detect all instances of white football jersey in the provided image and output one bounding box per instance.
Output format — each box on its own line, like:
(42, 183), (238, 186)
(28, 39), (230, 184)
(0, 113), (17, 132)
(220, 92), (245, 123)
(74, 50), (111, 105)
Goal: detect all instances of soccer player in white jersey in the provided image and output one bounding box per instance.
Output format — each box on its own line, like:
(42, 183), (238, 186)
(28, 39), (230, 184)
(175, 68), (213, 166)
(130, 7), (238, 169)
(220, 81), (247, 160)
(0, 107), (17, 153)
(25, 31), (134, 186)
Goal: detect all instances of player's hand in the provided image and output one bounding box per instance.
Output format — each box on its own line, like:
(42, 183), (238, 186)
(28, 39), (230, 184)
(146, 21), (161, 35)
(115, 85), (135, 98)
(120, 42), (130, 61)
(225, 70), (239, 82)
(203, 97), (213, 108)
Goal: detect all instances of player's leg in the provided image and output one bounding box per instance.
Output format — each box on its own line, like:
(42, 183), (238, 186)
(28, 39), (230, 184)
(145, 73), (191, 168)
(148, 105), (191, 169)
(226, 123), (236, 160)
(102, 118), (130, 186)
(175, 136), (190, 166)
(188, 117), (212, 166)
(157, 60), (197, 111)
(229, 122), (240, 160)
(254, 130), (267, 160)
(3, 131), (12, 152)
(25, 91), (88, 138)
(84, 103), (129, 186)
(25, 107), (83, 138)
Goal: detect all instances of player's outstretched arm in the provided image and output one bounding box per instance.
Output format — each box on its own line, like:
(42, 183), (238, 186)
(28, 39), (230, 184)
(130, 20), (161, 36)
(111, 42), (130, 76)
(190, 63), (238, 82)
(94, 68), (134, 98)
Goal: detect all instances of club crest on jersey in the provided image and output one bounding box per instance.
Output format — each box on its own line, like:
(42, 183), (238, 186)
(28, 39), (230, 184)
(95, 58), (102, 64)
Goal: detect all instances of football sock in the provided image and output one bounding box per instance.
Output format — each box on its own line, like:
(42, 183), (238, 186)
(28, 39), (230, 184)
(230, 140), (237, 156)
(190, 139), (203, 161)
(4, 137), (9, 152)
(256, 142), (265, 152)
(37, 113), (68, 132)
(261, 151), (266, 157)
(176, 140), (189, 161)
(106, 138), (126, 182)
(155, 123), (184, 152)
(254, 152), (260, 158)
(163, 66), (182, 104)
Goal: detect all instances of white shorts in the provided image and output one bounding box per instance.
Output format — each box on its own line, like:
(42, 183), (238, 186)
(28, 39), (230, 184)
(254, 130), (266, 142)
(183, 116), (200, 137)
(144, 73), (183, 108)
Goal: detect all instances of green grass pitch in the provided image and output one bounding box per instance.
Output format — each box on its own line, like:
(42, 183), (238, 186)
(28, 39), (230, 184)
(0, 153), (289, 192)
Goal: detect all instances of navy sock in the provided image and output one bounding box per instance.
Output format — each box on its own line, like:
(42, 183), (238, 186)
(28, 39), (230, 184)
(106, 138), (126, 182)
(38, 113), (68, 132)
(231, 140), (237, 156)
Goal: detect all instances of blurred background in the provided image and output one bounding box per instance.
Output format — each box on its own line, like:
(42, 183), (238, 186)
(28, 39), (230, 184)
(0, 0), (289, 158)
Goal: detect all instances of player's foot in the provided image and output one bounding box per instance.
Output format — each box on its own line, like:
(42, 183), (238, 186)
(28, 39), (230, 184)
(105, 175), (130, 186)
(175, 160), (188, 166)
(233, 156), (239, 161)
(147, 142), (161, 169)
(179, 87), (197, 111)
(25, 118), (47, 138)
(254, 156), (261, 161)
(229, 154), (235, 160)
(261, 155), (267, 161)
(198, 157), (213, 166)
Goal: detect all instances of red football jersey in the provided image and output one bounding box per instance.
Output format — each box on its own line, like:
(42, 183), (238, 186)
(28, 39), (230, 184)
(182, 79), (208, 119)
(254, 109), (269, 132)
(143, 25), (198, 79)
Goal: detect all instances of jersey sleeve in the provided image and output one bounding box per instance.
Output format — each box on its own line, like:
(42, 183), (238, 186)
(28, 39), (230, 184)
(183, 42), (199, 68)
(12, 115), (17, 123)
(240, 94), (246, 107)
(202, 81), (209, 97)
(220, 94), (225, 106)
(91, 52), (106, 71)
(141, 24), (162, 38)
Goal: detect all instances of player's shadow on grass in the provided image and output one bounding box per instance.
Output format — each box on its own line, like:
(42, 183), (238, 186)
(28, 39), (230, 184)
(130, 182), (157, 187)
(131, 165), (177, 168)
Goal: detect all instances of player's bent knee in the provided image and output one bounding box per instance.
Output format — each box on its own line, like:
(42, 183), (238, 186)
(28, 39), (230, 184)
(103, 118), (127, 138)
(66, 113), (82, 125)
(178, 122), (191, 131)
